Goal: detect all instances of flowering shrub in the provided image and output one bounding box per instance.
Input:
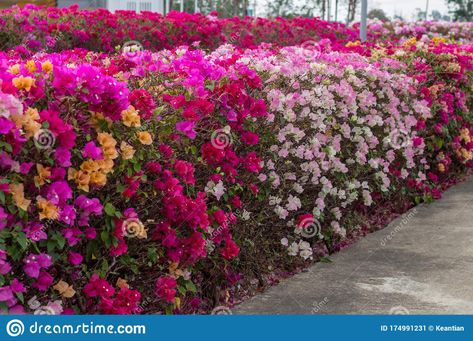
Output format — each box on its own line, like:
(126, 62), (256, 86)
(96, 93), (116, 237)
(0, 6), (472, 315)
(0, 47), (270, 314)
(365, 19), (473, 44)
(234, 46), (431, 259)
(0, 5), (356, 54)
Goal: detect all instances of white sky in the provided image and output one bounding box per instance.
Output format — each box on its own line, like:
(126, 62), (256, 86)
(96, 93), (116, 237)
(258, 0), (451, 22)
(369, 0), (450, 20)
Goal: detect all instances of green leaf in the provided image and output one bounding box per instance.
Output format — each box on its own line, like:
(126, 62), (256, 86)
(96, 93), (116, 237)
(319, 256), (332, 263)
(185, 281), (197, 293)
(16, 232), (28, 250)
(53, 232), (66, 250)
(177, 285), (186, 295)
(147, 247), (158, 264)
(15, 292), (24, 304)
(104, 203), (116, 216)
(101, 231), (110, 248)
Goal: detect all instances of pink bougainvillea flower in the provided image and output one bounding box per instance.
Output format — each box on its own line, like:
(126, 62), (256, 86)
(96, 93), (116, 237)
(241, 131), (259, 145)
(176, 121), (197, 139)
(68, 252), (83, 266)
(23, 253), (52, 278)
(32, 271), (54, 291)
(82, 141), (103, 160)
(155, 276), (177, 303)
(220, 237), (240, 260)
(83, 274), (115, 298)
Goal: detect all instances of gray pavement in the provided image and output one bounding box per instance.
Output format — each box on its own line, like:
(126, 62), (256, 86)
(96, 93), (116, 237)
(234, 177), (473, 314)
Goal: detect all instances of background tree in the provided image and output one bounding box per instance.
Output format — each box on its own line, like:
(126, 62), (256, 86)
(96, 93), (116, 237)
(431, 9), (442, 20)
(413, 7), (427, 20)
(265, 0), (321, 18)
(368, 8), (389, 21)
(346, 0), (359, 24)
(447, 0), (473, 21)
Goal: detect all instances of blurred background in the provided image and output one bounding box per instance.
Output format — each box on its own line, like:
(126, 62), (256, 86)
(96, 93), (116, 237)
(0, 0), (468, 22)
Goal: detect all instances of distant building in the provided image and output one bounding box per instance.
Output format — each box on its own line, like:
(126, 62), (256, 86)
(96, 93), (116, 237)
(0, 0), (57, 9)
(57, 0), (164, 13)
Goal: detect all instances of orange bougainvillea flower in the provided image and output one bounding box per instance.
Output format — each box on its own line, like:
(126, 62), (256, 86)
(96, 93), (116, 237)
(10, 183), (31, 211)
(7, 64), (20, 75)
(41, 60), (53, 73)
(68, 168), (90, 192)
(116, 278), (129, 289)
(25, 60), (37, 73)
(12, 76), (35, 91)
(37, 197), (59, 220)
(137, 131), (153, 145)
(97, 132), (118, 160)
(34, 164), (51, 186)
(121, 105), (141, 127)
(120, 141), (135, 160)
(53, 280), (76, 298)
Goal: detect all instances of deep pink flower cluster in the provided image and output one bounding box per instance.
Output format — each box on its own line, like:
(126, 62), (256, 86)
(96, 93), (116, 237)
(0, 5), (357, 53)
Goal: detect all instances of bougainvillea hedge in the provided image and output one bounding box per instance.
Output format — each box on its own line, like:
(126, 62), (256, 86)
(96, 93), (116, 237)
(0, 6), (472, 315)
(0, 5), (356, 53)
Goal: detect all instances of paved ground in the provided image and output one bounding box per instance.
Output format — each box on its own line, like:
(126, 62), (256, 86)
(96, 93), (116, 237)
(234, 177), (473, 314)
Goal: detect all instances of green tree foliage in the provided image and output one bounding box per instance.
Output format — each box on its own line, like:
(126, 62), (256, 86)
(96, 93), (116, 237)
(368, 8), (389, 21)
(447, 0), (473, 21)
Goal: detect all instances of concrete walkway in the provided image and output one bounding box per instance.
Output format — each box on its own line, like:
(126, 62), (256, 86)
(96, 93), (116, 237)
(234, 177), (473, 314)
